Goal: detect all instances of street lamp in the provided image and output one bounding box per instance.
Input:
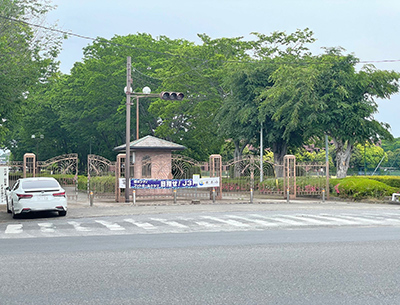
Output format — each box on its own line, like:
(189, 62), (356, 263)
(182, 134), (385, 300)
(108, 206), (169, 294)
(31, 134), (44, 160)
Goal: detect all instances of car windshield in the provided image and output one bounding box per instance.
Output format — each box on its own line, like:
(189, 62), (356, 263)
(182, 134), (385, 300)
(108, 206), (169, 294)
(21, 180), (60, 190)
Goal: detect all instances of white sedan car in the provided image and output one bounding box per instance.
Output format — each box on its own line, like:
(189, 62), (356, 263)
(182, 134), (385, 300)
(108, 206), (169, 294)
(7, 177), (67, 219)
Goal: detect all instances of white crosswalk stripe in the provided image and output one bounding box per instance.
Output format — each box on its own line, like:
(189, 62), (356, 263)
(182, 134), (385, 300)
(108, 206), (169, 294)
(227, 215), (279, 227)
(194, 221), (221, 229)
(95, 220), (125, 231)
(366, 214), (400, 224)
(201, 216), (251, 227)
(68, 221), (91, 232)
(314, 214), (360, 225)
(250, 214), (306, 226)
(38, 223), (55, 233)
(124, 218), (156, 230)
(150, 218), (188, 228)
(3, 212), (400, 238)
(336, 214), (382, 225)
(5, 224), (23, 234)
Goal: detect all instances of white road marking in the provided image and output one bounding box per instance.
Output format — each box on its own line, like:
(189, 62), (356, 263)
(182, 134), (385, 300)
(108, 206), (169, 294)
(250, 214), (306, 226)
(95, 220), (125, 231)
(5, 224), (23, 234)
(363, 213), (400, 224)
(195, 221), (221, 228)
(150, 218), (188, 228)
(227, 215), (279, 227)
(68, 221), (91, 232)
(38, 223), (55, 233)
(5, 211), (400, 240)
(317, 214), (362, 225)
(201, 216), (251, 227)
(124, 219), (156, 230)
(286, 215), (333, 225)
(339, 214), (383, 224)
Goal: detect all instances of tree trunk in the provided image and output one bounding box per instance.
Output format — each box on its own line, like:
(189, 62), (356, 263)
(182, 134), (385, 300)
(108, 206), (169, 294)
(272, 141), (288, 178)
(333, 138), (353, 178)
(233, 139), (248, 178)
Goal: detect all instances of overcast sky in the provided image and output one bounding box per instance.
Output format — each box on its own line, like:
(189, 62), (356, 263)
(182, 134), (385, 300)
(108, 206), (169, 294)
(47, 0), (400, 137)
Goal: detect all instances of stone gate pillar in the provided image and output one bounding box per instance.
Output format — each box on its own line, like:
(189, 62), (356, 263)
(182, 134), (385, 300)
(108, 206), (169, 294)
(23, 153), (36, 178)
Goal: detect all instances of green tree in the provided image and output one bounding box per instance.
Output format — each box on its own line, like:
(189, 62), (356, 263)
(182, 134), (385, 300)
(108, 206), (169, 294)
(216, 62), (274, 162)
(149, 35), (254, 160)
(1, 0), (62, 154)
(349, 143), (387, 174)
(43, 34), (200, 163)
(260, 48), (400, 178)
(216, 29), (316, 167)
(378, 138), (400, 169)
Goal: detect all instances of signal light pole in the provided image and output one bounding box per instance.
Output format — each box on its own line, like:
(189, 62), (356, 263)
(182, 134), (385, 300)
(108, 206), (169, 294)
(124, 57), (184, 202)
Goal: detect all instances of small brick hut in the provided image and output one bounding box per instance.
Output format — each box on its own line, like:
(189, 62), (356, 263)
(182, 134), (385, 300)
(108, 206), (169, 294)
(113, 135), (186, 180)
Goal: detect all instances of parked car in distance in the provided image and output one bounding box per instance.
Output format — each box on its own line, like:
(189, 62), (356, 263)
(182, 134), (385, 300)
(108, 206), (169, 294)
(7, 177), (67, 219)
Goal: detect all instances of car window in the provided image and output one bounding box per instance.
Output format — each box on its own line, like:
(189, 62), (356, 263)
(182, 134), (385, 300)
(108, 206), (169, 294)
(21, 180), (60, 190)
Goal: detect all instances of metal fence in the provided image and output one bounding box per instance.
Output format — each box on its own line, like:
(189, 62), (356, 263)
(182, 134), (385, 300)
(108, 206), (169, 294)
(221, 155), (329, 200)
(7, 153), (79, 201)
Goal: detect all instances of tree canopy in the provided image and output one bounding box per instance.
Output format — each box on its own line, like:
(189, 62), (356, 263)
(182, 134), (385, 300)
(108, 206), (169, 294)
(2, 13), (400, 178)
(258, 48), (400, 177)
(1, 0), (62, 155)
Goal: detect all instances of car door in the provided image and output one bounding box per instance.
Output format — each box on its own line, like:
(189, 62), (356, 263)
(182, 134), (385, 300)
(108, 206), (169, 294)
(10, 180), (20, 206)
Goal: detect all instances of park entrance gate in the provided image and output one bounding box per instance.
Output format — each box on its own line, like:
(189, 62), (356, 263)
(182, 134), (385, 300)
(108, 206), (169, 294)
(7, 153), (79, 200)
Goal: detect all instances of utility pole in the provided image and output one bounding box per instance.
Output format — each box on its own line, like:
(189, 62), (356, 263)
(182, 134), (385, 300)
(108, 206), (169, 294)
(260, 122), (263, 183)
(125, 57), (132, 203)
(123, 57), (184, 203)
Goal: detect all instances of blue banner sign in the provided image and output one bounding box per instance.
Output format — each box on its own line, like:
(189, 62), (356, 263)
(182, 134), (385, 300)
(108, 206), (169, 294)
(130, 179), (196, 189)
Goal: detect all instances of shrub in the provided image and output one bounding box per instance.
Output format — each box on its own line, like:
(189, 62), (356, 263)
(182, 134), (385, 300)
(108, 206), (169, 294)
(258, 178), (284, 193)
(88, 176), (115, 193)
(329, 176), (398, 200)
(77, 175), (88, 191)
(365, 176), (400, 188)
(222, 177), (252, 192)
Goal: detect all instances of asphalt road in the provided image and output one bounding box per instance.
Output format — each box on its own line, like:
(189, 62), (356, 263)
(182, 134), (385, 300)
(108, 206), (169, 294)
(2, 200), (400, 304)
(2, 226), (400, 304)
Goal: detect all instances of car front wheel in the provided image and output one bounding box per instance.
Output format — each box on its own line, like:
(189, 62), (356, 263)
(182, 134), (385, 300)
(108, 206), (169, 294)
(59, 211), (67, 217)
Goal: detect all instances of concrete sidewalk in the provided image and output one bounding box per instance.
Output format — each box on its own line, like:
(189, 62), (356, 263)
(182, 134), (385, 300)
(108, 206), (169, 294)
(1, 190), (398, 221)
(61, 190), (399, 219)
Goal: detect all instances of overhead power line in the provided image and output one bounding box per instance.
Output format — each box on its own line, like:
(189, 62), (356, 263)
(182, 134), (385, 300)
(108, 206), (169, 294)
(2, 14), (400, 70)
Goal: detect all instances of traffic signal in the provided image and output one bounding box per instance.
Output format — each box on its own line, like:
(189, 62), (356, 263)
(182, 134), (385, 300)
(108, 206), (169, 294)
(160, 92), (184, 101)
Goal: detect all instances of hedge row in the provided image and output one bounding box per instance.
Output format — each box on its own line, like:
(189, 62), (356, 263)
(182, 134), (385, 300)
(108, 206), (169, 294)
(329, 176), (400, 200)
